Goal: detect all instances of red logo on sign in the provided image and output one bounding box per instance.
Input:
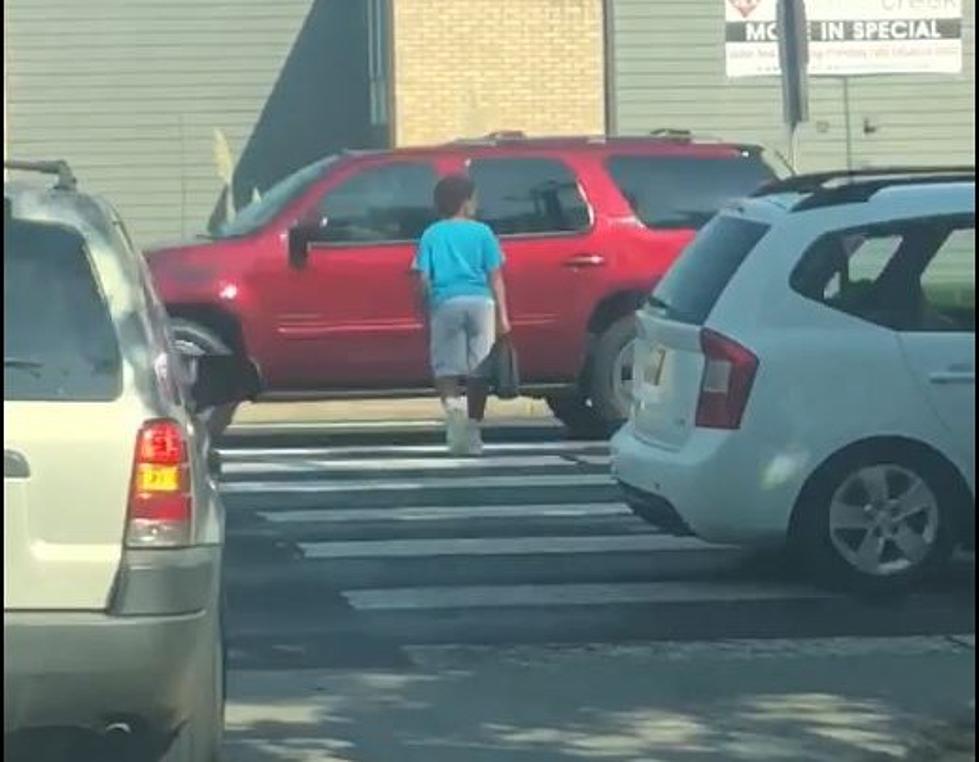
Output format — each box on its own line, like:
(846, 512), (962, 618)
(728, 0), (762, 18)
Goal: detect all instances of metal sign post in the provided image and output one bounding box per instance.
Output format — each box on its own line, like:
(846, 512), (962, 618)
(777, 0), (810, 171)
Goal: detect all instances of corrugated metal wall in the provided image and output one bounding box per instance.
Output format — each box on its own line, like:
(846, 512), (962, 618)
(5, 0), (329, 245)
(609, 0), (975, 172)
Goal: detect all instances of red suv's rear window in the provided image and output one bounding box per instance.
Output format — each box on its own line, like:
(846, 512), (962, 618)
(606, 153), (775, 230)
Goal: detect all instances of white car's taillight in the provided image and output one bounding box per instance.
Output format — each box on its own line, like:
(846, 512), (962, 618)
(695, 329), (759, 430)
(126, 419), (192, 547)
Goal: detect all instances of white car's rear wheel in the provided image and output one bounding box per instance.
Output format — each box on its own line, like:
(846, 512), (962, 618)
(793, 445), (958, 593)
(827, 464), (940, 577)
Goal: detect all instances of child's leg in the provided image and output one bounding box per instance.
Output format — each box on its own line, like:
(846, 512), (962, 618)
(435, 376), (462, 404)
(465, 298), (497, 423)
(467, 379), (489, 422)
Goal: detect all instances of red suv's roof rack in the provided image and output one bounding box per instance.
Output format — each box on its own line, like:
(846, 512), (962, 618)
(446, 130), (762, 153)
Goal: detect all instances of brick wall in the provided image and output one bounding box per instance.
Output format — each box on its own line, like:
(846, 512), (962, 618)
(391, 0), (605, 146)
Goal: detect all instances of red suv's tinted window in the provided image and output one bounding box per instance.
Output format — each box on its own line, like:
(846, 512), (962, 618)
(606, 153), (774, 230)
(315, 161), (439, 243)
(469, 158), (590, 236)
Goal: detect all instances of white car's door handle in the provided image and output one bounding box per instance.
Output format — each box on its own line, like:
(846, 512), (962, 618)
(929, 370), (976, 385)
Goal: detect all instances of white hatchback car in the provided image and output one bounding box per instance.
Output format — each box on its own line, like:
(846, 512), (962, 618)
(612, 168), (975, 591)
(4, 161), (259, 760)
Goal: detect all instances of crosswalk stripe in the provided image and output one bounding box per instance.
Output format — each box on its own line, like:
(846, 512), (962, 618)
(228, 419), (446, 431)
(219, 441), (606, 460)
(256, 502), (631, 524)
(344, 581), (829, 611)
(220, 473), (614, 494)
(221, 454), (610, 475)
(299, 534), (715, 559)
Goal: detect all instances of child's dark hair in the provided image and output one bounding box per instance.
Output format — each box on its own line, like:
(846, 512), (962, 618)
(434, 173), (475, 218)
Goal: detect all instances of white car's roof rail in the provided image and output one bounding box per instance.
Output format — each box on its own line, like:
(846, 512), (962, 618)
(752, 166), (974, 198)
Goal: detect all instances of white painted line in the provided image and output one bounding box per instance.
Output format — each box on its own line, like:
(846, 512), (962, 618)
(228, 419), (560, 434)
(345, 580), (827, 611)
(299, 534), (718, 559)
(229, 419), (445, 431)
(575, 455), (615, 467)
(221, 455), (611, 475)
(220, 473), (614, 494)
(257, 502), (632, 524)
(219, 441), (605, 459)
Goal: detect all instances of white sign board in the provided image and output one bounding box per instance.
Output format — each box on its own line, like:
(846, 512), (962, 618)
(725, 0), (963, 77)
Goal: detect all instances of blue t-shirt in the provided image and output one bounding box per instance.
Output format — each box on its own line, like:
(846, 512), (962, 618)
(412, 219), (505, 307)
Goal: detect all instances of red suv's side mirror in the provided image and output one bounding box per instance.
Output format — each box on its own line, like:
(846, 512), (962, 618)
(287, 217), (329, 269)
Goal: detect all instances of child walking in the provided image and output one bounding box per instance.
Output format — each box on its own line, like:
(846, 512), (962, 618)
(412, 174), (511, 456)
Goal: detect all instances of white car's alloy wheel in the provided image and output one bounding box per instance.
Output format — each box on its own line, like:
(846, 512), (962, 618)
(828, 464), (940, 577)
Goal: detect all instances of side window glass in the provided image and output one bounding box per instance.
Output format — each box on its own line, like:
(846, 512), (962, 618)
(468, 158), (590, 236)
(791, 216), (974, 333)
(605, 154), (775, 230)
(920, 225), (974, 333)
(846, 235), (902, 283)
(821, 234), (902, 300)
(317, 162), (438, 244)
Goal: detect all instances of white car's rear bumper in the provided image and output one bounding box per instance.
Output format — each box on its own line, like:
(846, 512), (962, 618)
(611, 423), (803, 547)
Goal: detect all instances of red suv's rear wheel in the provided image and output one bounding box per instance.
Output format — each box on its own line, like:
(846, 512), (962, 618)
(547, 315), (637, 438)
(546, 393), (606, 438)
(587, 315), (637, 429)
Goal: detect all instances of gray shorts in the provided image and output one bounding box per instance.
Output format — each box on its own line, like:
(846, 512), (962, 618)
(429, 296), (496, 379)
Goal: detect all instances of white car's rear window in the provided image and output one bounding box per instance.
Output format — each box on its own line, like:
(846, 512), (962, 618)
(648, 215), (770, 325)
(4, 218), (122, 401)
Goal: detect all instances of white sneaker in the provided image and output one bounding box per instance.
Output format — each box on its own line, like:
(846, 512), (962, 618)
(444, 399), (468, 455)
(464, 420), (484, 457)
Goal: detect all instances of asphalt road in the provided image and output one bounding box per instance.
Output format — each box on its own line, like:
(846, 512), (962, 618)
(10, 419), (972, 762)
(220, 420), (974, 672)
(218, 419), (975, 761)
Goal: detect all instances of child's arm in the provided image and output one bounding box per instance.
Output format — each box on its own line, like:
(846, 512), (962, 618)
(413, 273), (431, 321)
(412, 233), (433, 320)
(484, 228), (511, 335)
(490, 269), (511, 336)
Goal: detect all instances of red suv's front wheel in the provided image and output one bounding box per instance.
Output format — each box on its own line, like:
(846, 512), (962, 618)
(171, 319), (239, 437)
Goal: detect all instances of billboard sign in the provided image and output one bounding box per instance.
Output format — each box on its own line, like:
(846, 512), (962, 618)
(725, 0), (964, 77)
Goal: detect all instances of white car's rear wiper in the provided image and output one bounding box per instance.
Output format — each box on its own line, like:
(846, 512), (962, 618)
(4, 357), (45, 375)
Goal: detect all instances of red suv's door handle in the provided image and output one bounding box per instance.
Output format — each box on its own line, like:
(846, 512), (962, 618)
(564, 254), (606, 268)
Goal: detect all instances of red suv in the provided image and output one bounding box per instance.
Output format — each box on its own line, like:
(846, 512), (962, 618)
(146, 133), (776, 434)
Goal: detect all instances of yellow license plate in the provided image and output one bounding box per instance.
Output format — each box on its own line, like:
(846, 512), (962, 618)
(136, 464), (181, 492)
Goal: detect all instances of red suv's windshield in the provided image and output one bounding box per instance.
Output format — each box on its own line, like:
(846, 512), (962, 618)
(211, 156), (339, 240)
